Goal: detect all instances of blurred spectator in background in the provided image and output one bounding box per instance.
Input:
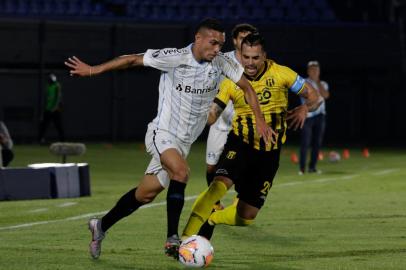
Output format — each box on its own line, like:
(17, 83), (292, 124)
(0, 120), (14, 167)
(299, 61), (330, 175)
(39, 73), (65, 144)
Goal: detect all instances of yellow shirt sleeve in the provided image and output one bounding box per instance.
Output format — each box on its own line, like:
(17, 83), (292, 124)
(215, 78), (234, 108)
(279, 65), (305, 94)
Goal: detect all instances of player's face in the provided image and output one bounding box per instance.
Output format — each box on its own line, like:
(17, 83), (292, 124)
(241, 44), (266, 77)
(307, 66), (320, 79)
(233, 31), (252, 52)
(194, 29), (225, 62)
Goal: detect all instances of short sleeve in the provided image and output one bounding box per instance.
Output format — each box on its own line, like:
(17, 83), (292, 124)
(143, 48), (186, 72)
(216, 54), (244, 84)
(214, 79), (234, 109)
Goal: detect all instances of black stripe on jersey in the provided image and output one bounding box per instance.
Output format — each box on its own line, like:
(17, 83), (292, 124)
(246, 116), (255, 147)
(278, 113), (286, 148)
(213, 97), (227, 110)
(236, 116), (243, 137)
(259, 137), (266, 151)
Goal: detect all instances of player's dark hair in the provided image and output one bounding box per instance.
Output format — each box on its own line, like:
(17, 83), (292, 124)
(241, 33), (266, 50)
(195, 18), (225, 34)
(231, 23), (258, 39)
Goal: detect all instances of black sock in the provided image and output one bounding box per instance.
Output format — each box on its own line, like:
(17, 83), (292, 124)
(198, 215), (215, 240)
(206, 171), (215, 186)
(166, 180), (186, 238)
(101, 188), (143, 232)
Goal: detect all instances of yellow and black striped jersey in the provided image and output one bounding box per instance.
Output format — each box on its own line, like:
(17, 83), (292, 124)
(214, 59), (305, 151)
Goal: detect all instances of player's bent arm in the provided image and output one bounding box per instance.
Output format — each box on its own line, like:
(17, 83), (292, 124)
(65, 54), (144, 77)
(317, 81), (330, 99)
(207, 102), (224, 126)
(299, 82), (323, 112)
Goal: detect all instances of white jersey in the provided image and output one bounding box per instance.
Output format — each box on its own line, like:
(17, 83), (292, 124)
(303, 78), (329, 118)
(210, 50), (239, 132)
(143, 44), (244, 144)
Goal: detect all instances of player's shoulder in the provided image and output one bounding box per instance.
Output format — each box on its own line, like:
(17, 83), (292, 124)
(213, 51), (237, 66)
(268, 59), (297, 76)
(148, 46), (190, 59)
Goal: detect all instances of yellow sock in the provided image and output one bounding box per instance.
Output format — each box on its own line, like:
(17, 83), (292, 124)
(208, 204), (254, 226)
(182, 181), (227, 239)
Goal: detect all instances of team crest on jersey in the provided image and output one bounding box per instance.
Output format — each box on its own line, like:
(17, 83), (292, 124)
(208, 70), (219, 78)
(226, 151), (237, 159)
(266, 77), (275, 87)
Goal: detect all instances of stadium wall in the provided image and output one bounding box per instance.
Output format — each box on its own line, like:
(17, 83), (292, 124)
(0, 19), (404, 146)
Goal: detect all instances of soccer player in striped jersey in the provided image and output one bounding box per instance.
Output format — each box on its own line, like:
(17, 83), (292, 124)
(206, 23), (257, 197)
(65, 19), (275, 260)
(182, 33), (321, 240)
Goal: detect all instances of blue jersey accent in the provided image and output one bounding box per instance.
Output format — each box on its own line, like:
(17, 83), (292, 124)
(290, 75), (305, 94)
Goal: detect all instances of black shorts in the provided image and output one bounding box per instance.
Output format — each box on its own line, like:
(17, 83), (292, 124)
(215, 133), (280, 209)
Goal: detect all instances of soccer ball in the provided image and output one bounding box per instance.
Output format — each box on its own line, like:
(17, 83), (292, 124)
(328, 151), (341, 162)
(178, 235), (214, 268)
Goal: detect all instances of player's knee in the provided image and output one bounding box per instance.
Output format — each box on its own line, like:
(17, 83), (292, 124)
(206, 164), (216, 174)
(171, 165), (189, 182)
(137, 192), (157, 204)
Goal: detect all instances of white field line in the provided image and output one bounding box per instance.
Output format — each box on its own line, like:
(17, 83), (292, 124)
(371, 169), (400, 176)
(0, 168), (397, 231)
(57, 202), (78, 208)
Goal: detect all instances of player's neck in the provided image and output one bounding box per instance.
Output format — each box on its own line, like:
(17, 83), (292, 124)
(191, 44), (204, 63)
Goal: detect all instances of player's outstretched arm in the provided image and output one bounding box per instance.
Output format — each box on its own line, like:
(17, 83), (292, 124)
(64, 54), (144, 77)
(236, 75), (277, 145)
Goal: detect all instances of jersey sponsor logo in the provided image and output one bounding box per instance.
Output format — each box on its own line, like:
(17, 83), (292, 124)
(161, 48), (188, 56)
(226, 150), (237, 159)
(176, 84), (216, 95)
(256, 88), (272, 105)
(152, 50), (161, 58)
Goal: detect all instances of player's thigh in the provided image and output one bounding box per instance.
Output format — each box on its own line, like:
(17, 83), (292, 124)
(214, 134), (246, 184)
(160, 148), (189, 181)
(237, 148), (281, 209)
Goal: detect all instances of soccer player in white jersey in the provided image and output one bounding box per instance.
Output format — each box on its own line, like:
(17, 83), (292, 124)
(206, 23), (257, 198)
(65, 18), (275, 260)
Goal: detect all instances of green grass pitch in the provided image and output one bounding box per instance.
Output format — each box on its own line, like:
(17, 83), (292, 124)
(0, 143), (405, 270)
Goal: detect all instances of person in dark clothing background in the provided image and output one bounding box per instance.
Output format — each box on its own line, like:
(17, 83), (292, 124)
(0, 120), (14, 167)
(39, 73), (65, 143)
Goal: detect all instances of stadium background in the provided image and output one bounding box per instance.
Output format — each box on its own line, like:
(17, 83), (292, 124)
(0, 0), (405, 147)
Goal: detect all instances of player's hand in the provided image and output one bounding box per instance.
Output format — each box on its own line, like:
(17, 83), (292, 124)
(256, 118), (277, 145)
(64, 56), (93, 77)
(287, 104), (308, 130)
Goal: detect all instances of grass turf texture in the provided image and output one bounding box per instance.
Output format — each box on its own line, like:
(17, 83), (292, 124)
(0, 143), (405, 270)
